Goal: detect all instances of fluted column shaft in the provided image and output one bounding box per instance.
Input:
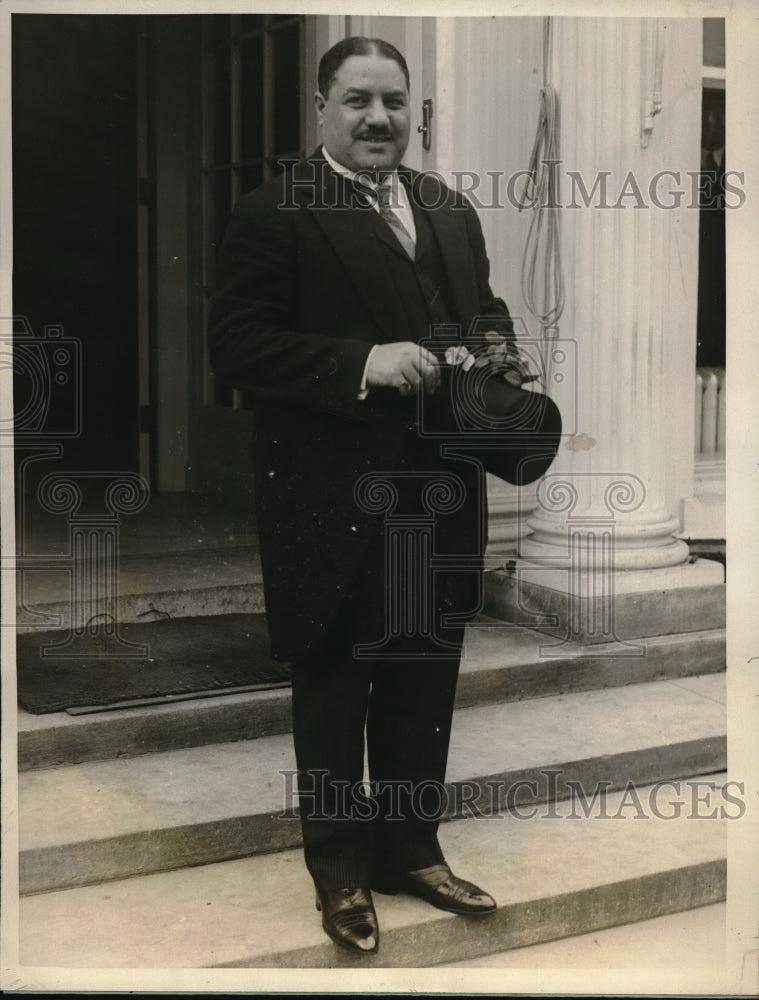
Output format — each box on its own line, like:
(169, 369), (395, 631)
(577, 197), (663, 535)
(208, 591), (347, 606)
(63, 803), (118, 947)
(520, 17), (704, 579)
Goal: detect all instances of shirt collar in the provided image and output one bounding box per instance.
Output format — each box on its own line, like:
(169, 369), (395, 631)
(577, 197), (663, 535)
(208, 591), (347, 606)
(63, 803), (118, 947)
(321, 146), (399, 192)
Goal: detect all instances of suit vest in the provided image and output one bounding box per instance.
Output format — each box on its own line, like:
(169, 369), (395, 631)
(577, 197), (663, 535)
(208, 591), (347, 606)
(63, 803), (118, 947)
(363, 196), (460, 344)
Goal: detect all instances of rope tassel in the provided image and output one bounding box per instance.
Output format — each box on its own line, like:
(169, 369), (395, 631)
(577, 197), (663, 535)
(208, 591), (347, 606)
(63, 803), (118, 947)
(518, 18), (565, 332)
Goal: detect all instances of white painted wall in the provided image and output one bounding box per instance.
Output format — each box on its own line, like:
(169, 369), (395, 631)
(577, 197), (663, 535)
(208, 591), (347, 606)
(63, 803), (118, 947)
(432, 17), (545, 334)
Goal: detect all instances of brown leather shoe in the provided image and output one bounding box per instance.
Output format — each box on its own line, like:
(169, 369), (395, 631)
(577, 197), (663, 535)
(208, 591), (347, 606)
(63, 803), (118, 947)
(315, 887), (379, 953)
(374, 862), (496, 915)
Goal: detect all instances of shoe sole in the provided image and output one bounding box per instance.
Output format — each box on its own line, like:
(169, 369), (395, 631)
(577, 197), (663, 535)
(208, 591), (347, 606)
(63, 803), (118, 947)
(412, 899), (497, 915)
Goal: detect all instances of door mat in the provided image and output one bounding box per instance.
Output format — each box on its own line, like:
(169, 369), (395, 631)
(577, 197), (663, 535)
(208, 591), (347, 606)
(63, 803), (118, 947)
(16, 613), (291, 715)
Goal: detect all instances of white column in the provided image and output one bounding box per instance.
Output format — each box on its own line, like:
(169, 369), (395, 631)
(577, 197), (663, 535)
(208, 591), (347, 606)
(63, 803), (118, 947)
(516, 17), (721, 598)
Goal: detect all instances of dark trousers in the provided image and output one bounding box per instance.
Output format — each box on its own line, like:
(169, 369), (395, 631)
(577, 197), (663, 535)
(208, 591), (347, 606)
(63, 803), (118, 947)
(290, 636), (462, 889)
(289, 436), (479, 888)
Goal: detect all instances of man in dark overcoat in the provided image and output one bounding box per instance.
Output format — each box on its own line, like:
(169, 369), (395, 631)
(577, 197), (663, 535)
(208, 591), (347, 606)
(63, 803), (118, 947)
(209, 35), (518, 955)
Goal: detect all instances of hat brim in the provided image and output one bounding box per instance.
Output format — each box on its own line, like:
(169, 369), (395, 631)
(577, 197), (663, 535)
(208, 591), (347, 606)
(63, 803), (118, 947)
(447, 369), (562, 486)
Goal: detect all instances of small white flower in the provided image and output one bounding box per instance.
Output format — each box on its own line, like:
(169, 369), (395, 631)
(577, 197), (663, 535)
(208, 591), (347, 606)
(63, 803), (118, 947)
(444, 344), (475, 369)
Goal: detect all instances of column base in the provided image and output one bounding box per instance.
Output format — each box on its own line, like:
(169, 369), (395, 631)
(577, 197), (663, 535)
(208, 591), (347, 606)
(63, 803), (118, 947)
(485, 529), (530, 557)
(483, 558), (725, 644)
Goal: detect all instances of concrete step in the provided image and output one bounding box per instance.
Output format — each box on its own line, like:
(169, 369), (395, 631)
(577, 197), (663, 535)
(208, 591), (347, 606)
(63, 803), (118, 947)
(15, 547), (265, 633)
(16, 493), (258, 555)
(16, 491), (262, 631)
(19, 673), (726, 895)
(435, 902), (726, 968)
(19, 777), (728, 969)
(18, 622), (726, 770)
(483, 559), (726, 643)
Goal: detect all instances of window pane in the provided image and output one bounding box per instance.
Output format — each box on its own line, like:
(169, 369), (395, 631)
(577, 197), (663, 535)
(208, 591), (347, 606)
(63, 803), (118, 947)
(240, 14), (263, 33)
(273, 22), (301, 154)
(240, 35), (263, 161)
(212, 49), (231, 165)
(212, 168), (232, 250)
(211, 15), (231, 47)
(703, 18), (725, 69)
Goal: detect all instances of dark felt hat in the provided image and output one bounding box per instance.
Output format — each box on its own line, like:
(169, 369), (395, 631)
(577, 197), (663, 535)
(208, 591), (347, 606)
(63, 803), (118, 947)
(420, 365), (562, 486)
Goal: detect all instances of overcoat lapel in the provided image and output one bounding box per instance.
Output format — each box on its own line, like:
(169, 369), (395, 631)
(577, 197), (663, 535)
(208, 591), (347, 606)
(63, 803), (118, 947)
(371, 216), (415, 261)
(406, 171), (481, 332)
(294, 154), (480, 339)
(298, 156), (409, 344)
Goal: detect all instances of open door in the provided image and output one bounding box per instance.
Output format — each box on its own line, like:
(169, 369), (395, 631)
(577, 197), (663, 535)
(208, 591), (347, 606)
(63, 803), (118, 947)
(12, 14), (141, 483)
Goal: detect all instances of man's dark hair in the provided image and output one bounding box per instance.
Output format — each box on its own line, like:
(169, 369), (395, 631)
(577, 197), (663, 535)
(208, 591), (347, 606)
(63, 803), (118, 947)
(317, 36), (410, 97)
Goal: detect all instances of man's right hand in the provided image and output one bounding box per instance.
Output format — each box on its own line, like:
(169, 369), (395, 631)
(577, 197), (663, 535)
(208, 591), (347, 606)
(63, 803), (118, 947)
(365, 342), (441, 396)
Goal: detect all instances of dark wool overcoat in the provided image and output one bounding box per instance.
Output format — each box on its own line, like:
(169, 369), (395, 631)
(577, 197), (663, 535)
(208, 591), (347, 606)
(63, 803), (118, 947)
(208, 151), (514, 661)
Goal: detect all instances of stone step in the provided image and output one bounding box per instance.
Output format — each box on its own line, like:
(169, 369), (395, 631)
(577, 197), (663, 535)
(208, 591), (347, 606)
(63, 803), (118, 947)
(18, 623), (726, 770)
(15, 547), (265, 633)
(13, 516), (511, 634)
(435, 902), (726, 968)
(19, 674), (726, 895)
(483, 560), (726, 643)
(19, 777), (728, 969)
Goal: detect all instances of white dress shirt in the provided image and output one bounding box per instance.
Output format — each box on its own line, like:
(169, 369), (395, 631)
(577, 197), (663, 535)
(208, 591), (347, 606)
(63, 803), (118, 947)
(322, 146), (417, 242)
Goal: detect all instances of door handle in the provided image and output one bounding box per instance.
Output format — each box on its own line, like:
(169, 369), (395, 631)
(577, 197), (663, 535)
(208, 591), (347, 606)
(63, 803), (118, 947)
(417, 99), (433, 151)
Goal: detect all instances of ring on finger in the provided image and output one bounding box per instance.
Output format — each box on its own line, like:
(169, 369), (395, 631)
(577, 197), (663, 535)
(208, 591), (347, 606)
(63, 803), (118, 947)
(399, 379), (412, 394)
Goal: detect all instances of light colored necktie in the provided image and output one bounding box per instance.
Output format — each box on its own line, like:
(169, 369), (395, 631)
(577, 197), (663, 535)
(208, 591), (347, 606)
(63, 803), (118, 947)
(374, 181), (416, 260)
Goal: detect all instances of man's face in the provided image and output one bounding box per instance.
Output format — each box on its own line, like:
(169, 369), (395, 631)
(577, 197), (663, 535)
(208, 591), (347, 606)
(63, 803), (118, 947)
(315, 53), (411, 173)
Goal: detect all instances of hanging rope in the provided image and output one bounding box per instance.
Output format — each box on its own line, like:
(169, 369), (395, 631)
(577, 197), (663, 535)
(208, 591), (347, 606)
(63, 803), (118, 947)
(518, 17), (565, 331)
